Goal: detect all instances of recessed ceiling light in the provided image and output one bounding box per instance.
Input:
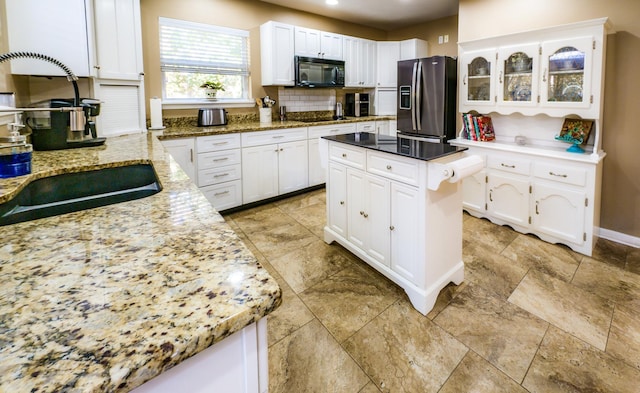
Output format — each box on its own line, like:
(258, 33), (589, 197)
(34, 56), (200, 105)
(326, 0), (338, 5)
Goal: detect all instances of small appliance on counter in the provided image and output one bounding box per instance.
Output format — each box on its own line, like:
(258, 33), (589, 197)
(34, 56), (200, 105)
(197, 108), (227, 127)
(333, 102), (344, 120)
(0, 123), (32, 178)
(345, 93), (369, 117)
(25, 98), (105, 151)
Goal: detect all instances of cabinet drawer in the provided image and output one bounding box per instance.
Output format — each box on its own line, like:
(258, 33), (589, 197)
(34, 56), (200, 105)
(533, 162), (587, 187)
(200, 180), (242, 211)
(487, 156), (530, 176)
(356, 121), (376, 133)
(308, 123), (356, 139)
(197, 133), (241, 152)
(197, 149), (241, 171)
(198, 164), (242, 187)
(367, 151), (420, 186)
(329, 142), (365, 169)
(241, 127), (307, 147)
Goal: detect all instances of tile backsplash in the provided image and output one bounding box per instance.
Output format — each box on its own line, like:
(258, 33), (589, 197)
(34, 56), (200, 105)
(278, 88), (336, 112)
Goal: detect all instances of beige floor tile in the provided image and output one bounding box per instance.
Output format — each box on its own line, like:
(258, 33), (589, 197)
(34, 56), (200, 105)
(288, 202), (327, 231)
(425, 281), (468, 320)
(571, 257), (640, 312)
(266, 278), (315, 347)
(269, 319), (370, 393)
(501, 234), (581, 281)
(607, 304), (640, 370)
(508, 269), (614, 350)
(247, 221), (317, 261)
(269, 239), (354, 293)
(591, 237), (630, 269)
(463, 216), (519, 254)
(523, 326), (640, 393)
(627, 247), (640, 275)
(343, 301), (468, 393)
(439, 351), (529, 393)
(434, 284), (548, 382)
(228, 205), (297, 235)
(275, 189), (326, 212)
(358, 382), (382, 393)
(299, 262), (401, 343)
(462, 242), (530, 299)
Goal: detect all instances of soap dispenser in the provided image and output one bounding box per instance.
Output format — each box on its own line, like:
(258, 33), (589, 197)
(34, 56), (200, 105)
(0, 122), (33, 178)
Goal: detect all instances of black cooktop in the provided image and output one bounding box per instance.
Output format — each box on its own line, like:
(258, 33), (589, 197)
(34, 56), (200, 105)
(322, 132), (466, 161)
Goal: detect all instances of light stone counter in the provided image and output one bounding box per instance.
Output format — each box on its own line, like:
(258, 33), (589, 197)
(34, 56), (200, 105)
(0, 132), (282, 392)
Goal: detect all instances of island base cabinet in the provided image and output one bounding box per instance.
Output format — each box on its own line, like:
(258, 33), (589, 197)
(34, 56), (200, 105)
(132, 318), (268, 393)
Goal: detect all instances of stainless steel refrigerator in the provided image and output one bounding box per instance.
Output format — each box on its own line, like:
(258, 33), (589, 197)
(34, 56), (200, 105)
(397, 56), (457, 143)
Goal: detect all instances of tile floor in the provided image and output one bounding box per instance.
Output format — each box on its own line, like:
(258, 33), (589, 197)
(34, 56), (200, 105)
(224, 189), (640, 393)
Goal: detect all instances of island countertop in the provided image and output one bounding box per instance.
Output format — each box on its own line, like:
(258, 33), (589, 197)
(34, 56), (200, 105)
(0, 132), (282, 392)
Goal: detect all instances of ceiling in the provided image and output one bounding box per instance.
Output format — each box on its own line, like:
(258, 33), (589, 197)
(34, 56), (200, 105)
(259, 0), (459, 31)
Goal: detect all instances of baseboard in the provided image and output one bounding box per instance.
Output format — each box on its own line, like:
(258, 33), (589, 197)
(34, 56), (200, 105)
(597, 227), (640, 248)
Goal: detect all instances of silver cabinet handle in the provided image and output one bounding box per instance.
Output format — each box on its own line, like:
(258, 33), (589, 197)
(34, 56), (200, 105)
(342, 153), (347, 158)
(339, 201), (344, 205)
(213, 157), (229, 162)
(499, 70), (503, 83)
(386, 165), (392, 170)
(536, 201), (540, 214)
(213, 141), (229, 145)
(390, 225), (395, 230)
(463, 74), (467, 85)
(190, 149), (193, 162)
(214, 191), (230, 196)
(542, 68), (547, 83)
(489, 189), (493, 202)
(359, 211), (364, 215)
(272, 135), (284, 139)
(213, 173), (229, 178)
(500, 163), (515, 169)
(363, 212), (368, 218)
(549, 171), (567, 178)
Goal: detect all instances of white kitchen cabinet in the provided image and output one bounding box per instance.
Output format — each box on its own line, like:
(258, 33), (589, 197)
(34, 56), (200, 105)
(356, 121), (376, 133)
(344, 36), (376, 87)
(376, 41), (400, 88)
(375, 120), (389, 136)
(487, 172), (530, 229)
(388, 120), (397, 137)
(532, 182), (586, 245)
(308, 123), (356, 186)
(324, 140), (467, 315)
(161, 138), (197, 182)
(241, 127), (308, 203)
(459, 48), (497, 110)
(373, 88), (397, 116)
(92, 0), (143, 80)
(462, 170), (486, 213)
(197, 133), (243, 210)
(294, 27), (342, 60)
(260, 21), (295, 86)
(400, 38), (429, 60)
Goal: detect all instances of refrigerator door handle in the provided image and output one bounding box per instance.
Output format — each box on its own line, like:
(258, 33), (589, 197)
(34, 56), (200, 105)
(416, 60), (423, 131)
(411, 61), (418, 131)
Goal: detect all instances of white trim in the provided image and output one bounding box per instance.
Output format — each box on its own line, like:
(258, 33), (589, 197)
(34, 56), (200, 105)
(598, 227), (640, 249)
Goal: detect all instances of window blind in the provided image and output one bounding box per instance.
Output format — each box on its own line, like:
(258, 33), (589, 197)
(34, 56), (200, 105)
(159, 17), (249, 76)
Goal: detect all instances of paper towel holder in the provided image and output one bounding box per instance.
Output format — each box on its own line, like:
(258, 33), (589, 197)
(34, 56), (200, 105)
(148, 97), (165, 130)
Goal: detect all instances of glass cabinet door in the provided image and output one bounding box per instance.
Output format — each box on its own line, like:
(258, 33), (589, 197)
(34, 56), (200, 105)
(497, 44), (539, 106)
(460, 49), (496, 109)
(540, 36), (592, 108)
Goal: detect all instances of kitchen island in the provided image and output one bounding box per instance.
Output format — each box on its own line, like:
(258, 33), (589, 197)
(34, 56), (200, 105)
(0, 132), (281, 392)
(322, 133), (478, 315)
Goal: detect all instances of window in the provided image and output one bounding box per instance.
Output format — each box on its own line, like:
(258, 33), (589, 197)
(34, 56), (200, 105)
(159, 17), (250, 103)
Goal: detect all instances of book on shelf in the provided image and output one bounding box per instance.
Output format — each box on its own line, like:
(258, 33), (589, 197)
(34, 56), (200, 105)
(461, 113), (495, 141)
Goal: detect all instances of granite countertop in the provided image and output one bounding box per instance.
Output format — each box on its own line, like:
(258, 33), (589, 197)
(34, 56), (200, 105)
(0, 133), (282, 392)
(323, 132), (468, 161)
(158, 115), (395, 140)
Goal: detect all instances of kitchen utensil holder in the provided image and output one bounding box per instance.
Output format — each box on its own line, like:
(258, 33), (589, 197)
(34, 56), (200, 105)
(259, 107), (272, 124)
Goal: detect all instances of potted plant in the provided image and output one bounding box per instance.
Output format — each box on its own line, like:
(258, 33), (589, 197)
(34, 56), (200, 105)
(200, 80), (225, 98)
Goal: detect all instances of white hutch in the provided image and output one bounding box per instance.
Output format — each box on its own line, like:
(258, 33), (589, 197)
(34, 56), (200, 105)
(450, 18), (611, 256)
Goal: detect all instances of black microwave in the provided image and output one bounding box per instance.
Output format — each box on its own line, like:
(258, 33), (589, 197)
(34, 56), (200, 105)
(295, 56), (345, 88)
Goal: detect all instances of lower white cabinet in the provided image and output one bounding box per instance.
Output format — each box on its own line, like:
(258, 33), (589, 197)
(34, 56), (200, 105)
(161, 138), (196, 182)
(324, 141), (467, 315)
(456, 145), (600, 256)
(241, 127), (308, 204)
(356, 121), (376, 133)
(132, 319), (268, 393)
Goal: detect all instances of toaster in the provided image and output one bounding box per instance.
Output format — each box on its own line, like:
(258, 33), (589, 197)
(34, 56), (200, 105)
(198, 108), (227, 127)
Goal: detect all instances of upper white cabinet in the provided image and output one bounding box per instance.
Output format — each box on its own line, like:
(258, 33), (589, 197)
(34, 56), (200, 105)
(400, 39), (429, 61)
(92, 0), (143, 80)
(294, 27), (343, 60)
(5, 0), (92, 77)
(458, 18), (608, 119)
(260, 21), (295, 86)
(376, 41), (401, 88)
(344, 36), (376, 87)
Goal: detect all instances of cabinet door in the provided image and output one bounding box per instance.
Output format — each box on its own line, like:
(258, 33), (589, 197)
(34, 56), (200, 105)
(365, 175), (391, 267)
(361, 39), (377, 87)
(376, 120), (390, 135)
(93, 0), (143, 80)
(278, 140), (309, 194)
(532, 183), (586, 245)
(308, 138), (324, 186)
(376, 41), (400, 88)
(540, 36), (593, 110)
(260, 21), (295, 86)
(5, 0), (92, 77)
(487, 172), (529, 227)
(462, 170), (486, 213)
(347, 168), (368, 250)
(242, 145), (279, 203)
(327, 163), (348, 237)
(497, 43), (539, 108)
(320, 32), (343, 60)
(390, 182), (419, 282)
(460, 49), (496, 110)
(343, 37), (360, 87)
(294, 27), (321, 58)
(162, 138), (196, 182)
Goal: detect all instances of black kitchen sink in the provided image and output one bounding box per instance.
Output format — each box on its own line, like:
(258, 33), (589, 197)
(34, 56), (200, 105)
(0, 164), (162, 226)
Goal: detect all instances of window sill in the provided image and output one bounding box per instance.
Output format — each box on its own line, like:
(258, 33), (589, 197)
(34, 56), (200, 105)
(162, 99), (256, 110)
